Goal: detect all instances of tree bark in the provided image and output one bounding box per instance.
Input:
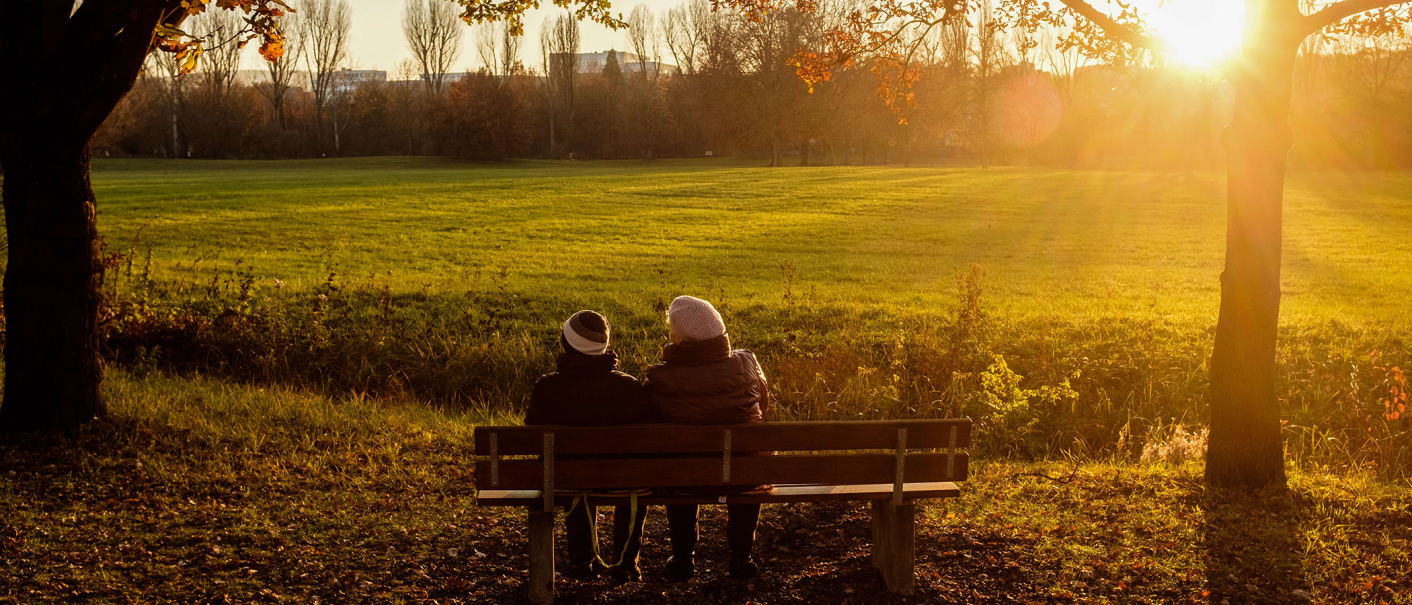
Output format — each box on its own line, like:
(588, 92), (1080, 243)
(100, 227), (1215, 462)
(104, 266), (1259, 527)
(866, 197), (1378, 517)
(0, 0), (175, 432)
(1204, 2), (1301, 488)
(0, 146), (107, 431)
(903, 124), (912, 168)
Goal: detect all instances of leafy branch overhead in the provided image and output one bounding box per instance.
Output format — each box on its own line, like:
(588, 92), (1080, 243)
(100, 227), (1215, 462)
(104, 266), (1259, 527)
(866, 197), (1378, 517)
(152, 0), (294, 72)
(704, 0), (1412, 97)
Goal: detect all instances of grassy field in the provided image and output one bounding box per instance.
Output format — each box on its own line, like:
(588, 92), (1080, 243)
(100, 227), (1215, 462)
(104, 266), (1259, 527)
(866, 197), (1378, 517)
(92, 157), (1412, 324)
(0, 371), (1408, 604)
(78, 157), (1412, 474)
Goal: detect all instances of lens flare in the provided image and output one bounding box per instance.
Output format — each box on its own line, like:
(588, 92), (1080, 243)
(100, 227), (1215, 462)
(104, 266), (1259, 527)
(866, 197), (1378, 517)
(1146, 0), (1246, 66)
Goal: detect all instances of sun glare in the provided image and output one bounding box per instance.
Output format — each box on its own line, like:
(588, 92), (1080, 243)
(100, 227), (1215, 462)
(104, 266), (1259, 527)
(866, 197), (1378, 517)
(1145, 0), (1246, 66)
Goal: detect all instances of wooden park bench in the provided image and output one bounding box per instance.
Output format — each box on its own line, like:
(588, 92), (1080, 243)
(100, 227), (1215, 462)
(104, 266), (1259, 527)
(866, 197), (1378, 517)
(473, 418), (971, 604)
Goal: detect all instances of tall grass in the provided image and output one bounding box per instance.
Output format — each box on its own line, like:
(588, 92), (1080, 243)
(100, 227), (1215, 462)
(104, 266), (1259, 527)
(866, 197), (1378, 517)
(94, 248), (1412, 481)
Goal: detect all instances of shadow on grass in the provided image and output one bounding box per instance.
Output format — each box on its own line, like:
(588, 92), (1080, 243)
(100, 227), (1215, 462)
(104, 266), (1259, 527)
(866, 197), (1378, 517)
(1202, 486), (1311, 605)
(545, 501), (1048, 604)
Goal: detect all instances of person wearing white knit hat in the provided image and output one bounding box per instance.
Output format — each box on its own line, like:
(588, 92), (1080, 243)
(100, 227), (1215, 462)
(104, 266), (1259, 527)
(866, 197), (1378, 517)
(645, 295), (771, 582)
(667, 295), (727, 343)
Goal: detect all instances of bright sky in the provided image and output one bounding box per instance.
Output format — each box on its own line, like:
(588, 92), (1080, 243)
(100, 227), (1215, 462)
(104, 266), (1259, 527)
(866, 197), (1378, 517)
(248, 0), (682, 73)
(1142, 0), (1245, 65)
(235, 0), (1247, 73)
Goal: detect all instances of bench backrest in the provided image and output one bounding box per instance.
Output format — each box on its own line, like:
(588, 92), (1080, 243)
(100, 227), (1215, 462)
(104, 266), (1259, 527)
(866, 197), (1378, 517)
(474, 419), (971, 502)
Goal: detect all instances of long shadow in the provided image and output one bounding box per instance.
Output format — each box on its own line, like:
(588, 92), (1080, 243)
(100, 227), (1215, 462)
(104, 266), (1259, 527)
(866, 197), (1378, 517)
(548, 500), (1048, 604)
(1202, 485), (1311, 605)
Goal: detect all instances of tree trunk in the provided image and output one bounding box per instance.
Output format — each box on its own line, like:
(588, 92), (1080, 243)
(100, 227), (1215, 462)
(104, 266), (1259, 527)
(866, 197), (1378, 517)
(903, 125), (912, 168)
(799, 137), (811, 167)
(1, 0), (173, 433)
(0, 146), (107, 432)
(170, 107), (180, 158)
(1204, 5), (1301, 489)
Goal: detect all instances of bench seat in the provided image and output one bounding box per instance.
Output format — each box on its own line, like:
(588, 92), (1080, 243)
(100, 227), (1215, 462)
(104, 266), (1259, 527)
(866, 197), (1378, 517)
(476, 481), (962, 507)
(472, 419), (972, 604)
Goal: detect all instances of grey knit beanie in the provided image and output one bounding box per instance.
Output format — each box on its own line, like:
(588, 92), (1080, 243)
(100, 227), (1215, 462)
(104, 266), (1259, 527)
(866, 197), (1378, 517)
(562, 310), (610, 355)
(667, 296), (726, 341)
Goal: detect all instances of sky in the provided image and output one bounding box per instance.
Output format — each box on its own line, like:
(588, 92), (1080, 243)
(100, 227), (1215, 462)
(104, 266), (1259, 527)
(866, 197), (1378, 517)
(233, 0), (1248, 75)
(253, 0), (683, 74)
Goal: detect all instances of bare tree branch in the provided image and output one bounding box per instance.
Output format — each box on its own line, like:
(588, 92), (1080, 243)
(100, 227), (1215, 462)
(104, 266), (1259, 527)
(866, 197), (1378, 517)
(404, 0), (464, 95)
(663, 0), (704, 76)
(627, 5), (659, 81)
(1056, 0), (1170, 52)
(500, 24), (521, 76)
(299, 0), (352, 150)
(475, 22), (501, 74)
(193, 9), (244, 95)
(260, 10), (303, 128)
(1301, 0), (1412, 35)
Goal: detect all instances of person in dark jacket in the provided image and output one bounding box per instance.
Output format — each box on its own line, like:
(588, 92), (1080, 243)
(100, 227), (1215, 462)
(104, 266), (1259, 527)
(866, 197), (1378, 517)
(644, 295), (770, 582)
(525, 310), (656, 583)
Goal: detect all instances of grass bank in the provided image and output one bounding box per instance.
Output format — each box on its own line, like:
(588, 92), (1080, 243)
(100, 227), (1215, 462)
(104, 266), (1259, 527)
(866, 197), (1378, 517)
(0, 373), (1408, 603)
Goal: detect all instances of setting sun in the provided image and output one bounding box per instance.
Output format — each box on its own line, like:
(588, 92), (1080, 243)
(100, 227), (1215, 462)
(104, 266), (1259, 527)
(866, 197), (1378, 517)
(1146, 0), (1247, 65)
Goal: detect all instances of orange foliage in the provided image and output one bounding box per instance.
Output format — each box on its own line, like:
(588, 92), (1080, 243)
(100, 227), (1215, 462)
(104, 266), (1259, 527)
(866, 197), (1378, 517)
(1371, 351), (1408, 422)
(732, 0), (1412, 122)
(151, 0), (290, 74)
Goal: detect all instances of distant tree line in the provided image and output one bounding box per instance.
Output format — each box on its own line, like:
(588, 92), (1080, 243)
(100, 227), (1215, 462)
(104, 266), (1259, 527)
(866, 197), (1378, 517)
(92, 0), (1412, 169)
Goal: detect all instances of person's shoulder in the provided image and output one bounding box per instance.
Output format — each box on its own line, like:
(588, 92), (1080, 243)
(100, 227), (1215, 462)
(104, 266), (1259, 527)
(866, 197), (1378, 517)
(732, 349), (766, 377)
(731, 349), (761, 366)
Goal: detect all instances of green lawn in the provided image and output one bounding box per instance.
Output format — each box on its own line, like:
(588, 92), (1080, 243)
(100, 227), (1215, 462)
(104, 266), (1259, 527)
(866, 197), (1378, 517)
(91, 157), (1412, 326)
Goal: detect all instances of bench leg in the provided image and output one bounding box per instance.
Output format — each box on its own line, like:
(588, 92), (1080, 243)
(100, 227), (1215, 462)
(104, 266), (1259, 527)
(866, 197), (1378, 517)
(870, 501), (915, 594)
(528, 510), (555, 605)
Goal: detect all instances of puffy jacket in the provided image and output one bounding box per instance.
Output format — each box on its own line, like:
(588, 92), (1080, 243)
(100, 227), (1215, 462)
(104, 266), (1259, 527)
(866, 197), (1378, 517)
(644, 334), (770, 425)
(525, 351), (659, 426)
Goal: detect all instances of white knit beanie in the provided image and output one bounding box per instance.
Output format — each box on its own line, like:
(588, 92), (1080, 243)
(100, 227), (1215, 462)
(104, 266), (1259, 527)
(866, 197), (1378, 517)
(667, 296), (726, 341)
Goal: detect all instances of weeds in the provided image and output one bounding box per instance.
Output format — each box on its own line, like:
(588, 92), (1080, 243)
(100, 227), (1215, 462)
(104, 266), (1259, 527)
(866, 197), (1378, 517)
(1141, 424), (1209, 464)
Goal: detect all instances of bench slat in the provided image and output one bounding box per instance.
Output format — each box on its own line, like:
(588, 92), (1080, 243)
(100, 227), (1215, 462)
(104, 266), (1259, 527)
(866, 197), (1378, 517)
(476, 482), (962, 507)
(474, 419), (971, 456)
(476, 452), (969, 490)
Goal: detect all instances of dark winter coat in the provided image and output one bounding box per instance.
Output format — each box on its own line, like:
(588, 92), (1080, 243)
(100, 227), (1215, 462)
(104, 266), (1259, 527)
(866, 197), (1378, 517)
(643, 334), (770, 425)
(525, 351), (658, 426)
